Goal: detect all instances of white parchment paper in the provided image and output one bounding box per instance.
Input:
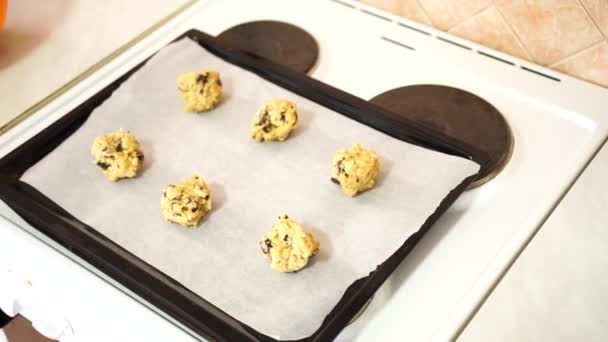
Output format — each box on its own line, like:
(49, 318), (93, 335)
(22, 38), (479, 339)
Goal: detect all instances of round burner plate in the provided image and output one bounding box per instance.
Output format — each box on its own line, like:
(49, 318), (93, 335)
(370, 85), (513, 188)
(217, 20), (319, 74)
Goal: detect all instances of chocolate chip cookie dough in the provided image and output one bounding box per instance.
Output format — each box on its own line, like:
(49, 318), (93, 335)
(260, 215), (320, 273)
(251, 99), (298, 142)
(177, 70), (223, 112)
(91, 129), (144, 181)
(161, 175), (212, 227)
(332, 144), (380, 196)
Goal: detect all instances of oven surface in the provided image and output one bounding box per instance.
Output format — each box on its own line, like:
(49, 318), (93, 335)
(1, 0), (608, 341)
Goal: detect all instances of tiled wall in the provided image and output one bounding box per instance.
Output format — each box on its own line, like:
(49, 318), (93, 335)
(362, 0), (608, 88)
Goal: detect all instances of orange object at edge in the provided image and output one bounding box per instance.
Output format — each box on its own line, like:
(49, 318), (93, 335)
(0, 0), (7, 31)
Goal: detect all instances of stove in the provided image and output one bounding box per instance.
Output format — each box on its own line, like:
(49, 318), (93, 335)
(1, 0), (607, 341)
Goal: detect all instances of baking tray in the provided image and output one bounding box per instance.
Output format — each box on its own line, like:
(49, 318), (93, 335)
(0, 30), (485, 341)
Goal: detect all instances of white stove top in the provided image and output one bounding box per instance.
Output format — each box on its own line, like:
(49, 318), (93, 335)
(2, 0), (608, 341)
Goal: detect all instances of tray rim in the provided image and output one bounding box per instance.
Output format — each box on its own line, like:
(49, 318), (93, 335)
(0, 29), (483, 342)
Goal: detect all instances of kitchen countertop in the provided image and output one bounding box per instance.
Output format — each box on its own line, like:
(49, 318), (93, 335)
(0, 0), (190, 129)
(1, 1), (608, 341)
(459, 141), (608, 341)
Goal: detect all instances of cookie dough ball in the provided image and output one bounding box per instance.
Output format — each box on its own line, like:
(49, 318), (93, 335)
(91, 129), (144, 181)
(161, 175), (212, 227)
(331, 144), (380, 196)
(177, 70), (223, 112)
(251, 99), (298, 142)
(260, 214), (320, 273)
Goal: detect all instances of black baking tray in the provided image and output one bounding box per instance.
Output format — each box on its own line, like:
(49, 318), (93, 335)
(0, 29), (487, 341)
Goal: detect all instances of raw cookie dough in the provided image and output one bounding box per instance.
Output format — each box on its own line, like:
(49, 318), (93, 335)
(91, 129), (144, 181)
(331, 144), (380, 196)
(251, 99), (298, 142)
(260, 215), (320, 273)
(177, 70), (223, 112)
(161, 175), (212, 227)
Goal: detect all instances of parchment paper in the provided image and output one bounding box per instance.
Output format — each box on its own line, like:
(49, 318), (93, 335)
(22, 38), (479, 339)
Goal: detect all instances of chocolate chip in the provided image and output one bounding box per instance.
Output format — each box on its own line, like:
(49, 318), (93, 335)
(258, 112), (269, 126)
(191, 206), (198, 212)
(96, 161), (110, 170)
(260, 238), (273, 254)
(196, 73), (208, 84)
(175, 212), (182, 216)
(137, 152), (144, 160)
(216, 78), (222, 86)
(204, 195), (210, 200)
(115, 142), (123, 152)
(102, 147), (108, 152)
(331, 177), (340, 185)
(280, 112), (286, 122)
(337, 160), (345, 174)
(163, 191), (167, 197)
(262, 126), (271, 133)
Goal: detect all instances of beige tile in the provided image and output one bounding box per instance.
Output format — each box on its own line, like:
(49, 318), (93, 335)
(496, 0), (603, 65)
(580, 0), (608, 37)
(417, 0), (492, 30)
(552, 41), (608, 87)
(450, 6), (530, 60)
(359, 0), (431, 24)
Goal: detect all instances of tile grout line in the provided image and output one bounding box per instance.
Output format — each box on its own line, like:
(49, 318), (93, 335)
(446, 16), (474, 35)
(548, 39), (605, 68)
(414, 0), (436, 28)
(444, 1), (495, 31)
(446, 3), (527, 61)
(494, 1), (535, 62)
(576, 0), (606, 39)
(446, 4), (486, 33)
(446, 3), (503, 34)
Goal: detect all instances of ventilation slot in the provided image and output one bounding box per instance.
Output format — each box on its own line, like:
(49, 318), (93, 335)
(521, 66), (561, 82)
(437, 36), (472, 50)
(361, 9), (392, 22)
(381, 36), (415, 51)
(329, 0), (355, 8)
(477, 51), (515, 66)
(398, 22), (431, 36)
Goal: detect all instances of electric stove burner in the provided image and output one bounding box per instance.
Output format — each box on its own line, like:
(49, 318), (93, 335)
(217, 20), (319, 74)
(370, 85), (513, 189)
